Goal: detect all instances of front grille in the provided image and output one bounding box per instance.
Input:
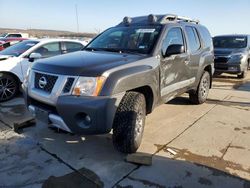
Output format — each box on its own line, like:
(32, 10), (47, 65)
(34, 72), (58, 93)
(214, 64), (229, 70)
(63, 78), (75, 93)
(215, 57), (229, 63)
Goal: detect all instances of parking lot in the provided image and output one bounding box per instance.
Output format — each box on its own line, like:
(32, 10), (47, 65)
(0, 73), (250, 188)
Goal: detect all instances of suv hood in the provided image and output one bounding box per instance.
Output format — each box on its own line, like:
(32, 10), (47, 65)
(32, 51), (146, 76)
(214, 48), (246, 56)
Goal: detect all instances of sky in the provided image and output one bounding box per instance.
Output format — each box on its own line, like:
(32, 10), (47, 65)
(0, 0), (250, 36)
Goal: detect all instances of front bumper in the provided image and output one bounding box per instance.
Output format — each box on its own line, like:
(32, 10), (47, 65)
(214, 63), (243, 74)
(25, 93), (124, 135)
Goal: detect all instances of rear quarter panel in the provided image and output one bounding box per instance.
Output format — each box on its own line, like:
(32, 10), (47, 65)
(193, 25), (214, 88)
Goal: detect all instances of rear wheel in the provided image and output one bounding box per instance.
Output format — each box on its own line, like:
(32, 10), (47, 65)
(214, 72), (222, 77)
(189, 71), (210, 104)
(237, 68), (247, 79)
(112, 92), (146, 154)
(0, 73), (19, 102)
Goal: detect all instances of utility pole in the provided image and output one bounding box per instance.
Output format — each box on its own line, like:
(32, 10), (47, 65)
(75, 4), (79, 33)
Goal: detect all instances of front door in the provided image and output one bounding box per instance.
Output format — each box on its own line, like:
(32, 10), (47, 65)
(20, 42), (62, 81)
(160, 27), (192, 100)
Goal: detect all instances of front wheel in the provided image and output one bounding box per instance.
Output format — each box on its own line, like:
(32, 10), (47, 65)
(112, 92), (146, 154)
(0, 73), (19, 102)
(189, 71), (210, 104)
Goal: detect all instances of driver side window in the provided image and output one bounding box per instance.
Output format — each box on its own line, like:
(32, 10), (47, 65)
(162, 27), (184, 56)
(33, 42), (61, 58)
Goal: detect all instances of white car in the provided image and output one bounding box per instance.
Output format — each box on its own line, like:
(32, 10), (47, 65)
(0, 32), (29, 38)
(0, 39), (85, 102)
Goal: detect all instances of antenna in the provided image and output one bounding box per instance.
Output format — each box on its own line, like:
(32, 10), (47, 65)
(75, 4), (79, 33)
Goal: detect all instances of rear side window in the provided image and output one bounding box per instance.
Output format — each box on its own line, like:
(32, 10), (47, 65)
(64, 42), (83, 53)
(185, 27), (201, 53)
(198, 26), (212, 49)
(162, 27), (184, 55)
(7, 34), (22, 38)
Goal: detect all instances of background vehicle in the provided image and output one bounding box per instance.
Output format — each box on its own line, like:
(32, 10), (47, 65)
(24, 14), (214, 153)
(0, 38), (27, 51)
(0, 39), (85, 102)
(213, 35), (250, 78)
(0, 33), (29, 38)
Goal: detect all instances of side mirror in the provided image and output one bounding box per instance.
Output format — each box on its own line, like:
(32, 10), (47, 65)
(29, 53), (42, 62)
(164, 44), (185, 57)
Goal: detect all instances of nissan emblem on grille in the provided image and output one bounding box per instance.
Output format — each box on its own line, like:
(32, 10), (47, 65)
(39, 76), (47, 89)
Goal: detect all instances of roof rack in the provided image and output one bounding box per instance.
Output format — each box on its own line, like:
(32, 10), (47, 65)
(120, 14), (200, 26)
(160, 14), (199, 24)
(177, 16), (200, 24)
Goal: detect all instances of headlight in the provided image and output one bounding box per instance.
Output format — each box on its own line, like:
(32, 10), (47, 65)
(229, 53), (243, 61)
(72, 76), (106, 96)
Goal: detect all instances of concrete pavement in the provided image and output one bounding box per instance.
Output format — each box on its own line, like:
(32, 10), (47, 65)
(0, 73), (250, 188)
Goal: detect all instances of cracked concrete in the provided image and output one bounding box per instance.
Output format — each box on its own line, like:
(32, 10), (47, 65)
(0, 73), (250, 187)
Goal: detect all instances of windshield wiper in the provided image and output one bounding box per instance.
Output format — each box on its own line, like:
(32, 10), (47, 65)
(85, 47), (120, 52)
(85, 47), (144, 55)
(85, 47), (106, 52)
(119, 49), (146, 56)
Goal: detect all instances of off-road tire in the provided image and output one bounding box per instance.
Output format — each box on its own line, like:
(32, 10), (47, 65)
(0, 73), (19, 102)
(112, 91), (146, 154)
(189, 71), (210, 104)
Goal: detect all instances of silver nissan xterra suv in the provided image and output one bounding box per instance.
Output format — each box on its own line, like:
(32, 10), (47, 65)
(23, 14), (214, 153)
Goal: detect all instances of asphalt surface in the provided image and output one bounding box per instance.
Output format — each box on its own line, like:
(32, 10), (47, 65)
(0, 73), (250, 188)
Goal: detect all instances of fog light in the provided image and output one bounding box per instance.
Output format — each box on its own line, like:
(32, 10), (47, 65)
(76, 113), (92, 129)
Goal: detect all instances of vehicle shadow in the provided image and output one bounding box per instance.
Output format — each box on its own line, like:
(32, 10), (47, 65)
(234, 81), (250, 92)
(206, 98), (250, 108)
(1, 98), (250, 187)
(213, 74), (250, 91)
(21, 124), (250, 188)
(117, 153), (250, 188)
(2, 128), (250, 188)
(167, 96), (193, 106)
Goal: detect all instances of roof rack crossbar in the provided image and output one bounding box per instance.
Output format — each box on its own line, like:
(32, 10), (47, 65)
(160, 14), (199, 24)
(176, 16), (200, 24)
(161, 14), (178, 23)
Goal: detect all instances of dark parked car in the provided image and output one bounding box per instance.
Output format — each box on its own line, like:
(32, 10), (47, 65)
(213, 35), (250, 78)
(24, 14), (214, 153)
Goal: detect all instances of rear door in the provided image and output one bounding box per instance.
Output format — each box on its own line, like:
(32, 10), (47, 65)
(184, 26), (202, 79)
(160, 27), (192, 99)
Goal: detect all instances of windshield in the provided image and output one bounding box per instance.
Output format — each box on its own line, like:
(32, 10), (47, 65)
(213, 36), (247, 49)
(0, 33), (7, 37)
(0, 40), (38, 57)
(86, 26), (162, 54)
